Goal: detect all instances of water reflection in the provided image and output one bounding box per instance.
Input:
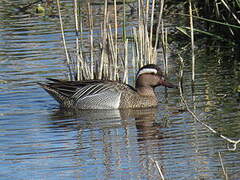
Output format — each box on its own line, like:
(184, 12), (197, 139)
(50, 107), (163, 141)
(48, 107), (166, 178)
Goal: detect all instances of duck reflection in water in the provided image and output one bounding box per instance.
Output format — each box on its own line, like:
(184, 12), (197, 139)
(49, 107), (165, 141)
(49, 107), (168, 178)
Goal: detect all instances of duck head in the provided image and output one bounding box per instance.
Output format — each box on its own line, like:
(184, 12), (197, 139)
(136, 64), (177, 89)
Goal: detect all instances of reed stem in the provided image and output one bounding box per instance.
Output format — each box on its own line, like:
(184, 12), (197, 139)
(153, 0), (164, 52)
(189, 0), (195, 83)
(122, 0), (126, 41)
(113, 0), (118, 80)
(87, 2), (94, 79)
(73, 0), (81, 80)
(56, 0), (72, 80)
(123, 39), (129, 83)
(220, 0), (240, 24)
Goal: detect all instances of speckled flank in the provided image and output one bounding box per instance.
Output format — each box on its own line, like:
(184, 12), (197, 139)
(119, 90), (158, 109)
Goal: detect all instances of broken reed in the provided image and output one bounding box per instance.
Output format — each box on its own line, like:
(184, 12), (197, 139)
(56, 0), (167, 82)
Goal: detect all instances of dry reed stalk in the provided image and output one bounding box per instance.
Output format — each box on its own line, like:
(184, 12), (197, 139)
(107, 24), (116, 80)
(132, 0), (166, 69)
(144, 31), (150, 64)
(56, 0), (72, 80)
(122, 0), (130, 82)
(137, 0), (143, 67)
(73, 0), (79, 60)
(72, 0), (88, 81)
(122, 0), (126, 41)
(153, 0), (164, 51)
(123, 39), (129, 83)
(143, 0), (150, 64)
(113, 0), (118, 80)
(78, 3), (86, 80)
(222, 15), (235, 37)
(87, 2), (94, 79)
(98, 30), (104, 79)
(160, 22), (168, 75)
(149, 0), (155, 46)
(138, 24), (144, 67)
(214, 0), (220, 17)
(137, 0), (141, 33)
(142, 0), (149, 64)
(164, 28), (168, 75)
(161, 22), (166, 73)
(145, 0), (149, 25)
(133, 27), (140, 68)
(73, 0), (84, 80)
(78, 13), (83, 80)
(62, 0), (166, 83)
(98, 0), (109, 80)
(108, 26), (113, 80)
(149, 0), (158, 64)
(135, 0), (155, 66)
(149, 0), (168, 65)
(113, 0), (118, 43)
(220, 0), (240, 24)
(218, 152), (229, 180)
(132, 42), (136, 82)
(188, 0), (195, 83)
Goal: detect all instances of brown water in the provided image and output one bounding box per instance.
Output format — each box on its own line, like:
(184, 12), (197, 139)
(0, 1), (240, 180)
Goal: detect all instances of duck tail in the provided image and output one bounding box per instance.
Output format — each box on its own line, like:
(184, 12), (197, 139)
(38, 82), (68, 105)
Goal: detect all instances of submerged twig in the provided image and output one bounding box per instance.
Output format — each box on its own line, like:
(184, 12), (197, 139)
(218, 152), (228, 180)
(178, 55), (240, 151)
(150, 158), (165, 180)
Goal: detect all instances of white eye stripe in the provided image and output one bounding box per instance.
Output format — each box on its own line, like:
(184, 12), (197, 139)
(137, 68), (157, 78)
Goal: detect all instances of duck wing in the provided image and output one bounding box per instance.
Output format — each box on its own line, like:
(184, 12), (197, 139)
(39, 78), (114, 97)
(38, 78), (131, 109)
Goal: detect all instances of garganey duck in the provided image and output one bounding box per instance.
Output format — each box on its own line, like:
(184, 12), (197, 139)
(38, 64), (177, 109)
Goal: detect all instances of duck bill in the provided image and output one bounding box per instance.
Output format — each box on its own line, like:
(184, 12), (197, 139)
(159, 79), (178, 88)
